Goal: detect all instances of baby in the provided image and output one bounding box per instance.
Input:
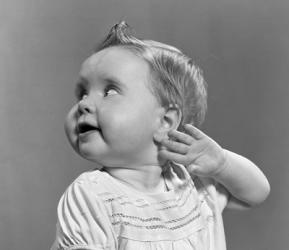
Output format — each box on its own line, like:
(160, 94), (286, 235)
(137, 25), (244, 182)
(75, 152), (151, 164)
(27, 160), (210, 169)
(51, 21), (270, 250)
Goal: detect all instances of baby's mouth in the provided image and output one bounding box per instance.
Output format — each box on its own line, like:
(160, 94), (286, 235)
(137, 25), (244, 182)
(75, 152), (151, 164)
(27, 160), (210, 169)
(77, 122), (101, 135)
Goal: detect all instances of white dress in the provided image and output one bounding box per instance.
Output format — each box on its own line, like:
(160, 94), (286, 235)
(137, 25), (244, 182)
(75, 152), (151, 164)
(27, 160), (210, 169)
(51, 163), (228, 250)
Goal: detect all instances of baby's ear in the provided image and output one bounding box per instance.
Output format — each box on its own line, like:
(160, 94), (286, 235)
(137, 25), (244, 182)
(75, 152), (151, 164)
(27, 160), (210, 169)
(154, 105), (182, 141)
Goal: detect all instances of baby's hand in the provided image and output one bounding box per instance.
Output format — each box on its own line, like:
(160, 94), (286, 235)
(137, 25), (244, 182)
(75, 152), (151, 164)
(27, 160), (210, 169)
(154, 124), (228, 177)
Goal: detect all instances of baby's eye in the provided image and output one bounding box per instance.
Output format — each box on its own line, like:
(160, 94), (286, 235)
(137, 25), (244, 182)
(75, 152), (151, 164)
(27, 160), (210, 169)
(104, 85), (119, 97)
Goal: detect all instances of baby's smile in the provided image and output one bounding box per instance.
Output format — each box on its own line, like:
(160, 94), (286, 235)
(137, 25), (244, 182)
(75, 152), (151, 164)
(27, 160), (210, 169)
(77, 121), (101, 140)
(77, 122), (100, 134)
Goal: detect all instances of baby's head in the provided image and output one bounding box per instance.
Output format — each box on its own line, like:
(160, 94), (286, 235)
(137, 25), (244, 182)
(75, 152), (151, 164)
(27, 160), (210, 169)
(65, 21), (207, 168)
(96, 21), (207, 130)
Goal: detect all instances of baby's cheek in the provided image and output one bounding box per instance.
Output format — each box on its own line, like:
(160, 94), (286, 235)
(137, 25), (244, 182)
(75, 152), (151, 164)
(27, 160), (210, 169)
(102, 111), (142, 142)
(64, 105), (78, 149)
(103, 112), (130, 134)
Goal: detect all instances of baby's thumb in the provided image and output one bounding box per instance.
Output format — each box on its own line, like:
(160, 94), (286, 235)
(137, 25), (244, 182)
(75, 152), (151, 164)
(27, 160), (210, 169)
(186, 164), (199, 174)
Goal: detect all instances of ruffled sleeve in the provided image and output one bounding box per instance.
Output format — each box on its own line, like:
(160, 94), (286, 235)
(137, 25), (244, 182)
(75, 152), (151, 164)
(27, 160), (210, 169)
(51, 176), (117, 250)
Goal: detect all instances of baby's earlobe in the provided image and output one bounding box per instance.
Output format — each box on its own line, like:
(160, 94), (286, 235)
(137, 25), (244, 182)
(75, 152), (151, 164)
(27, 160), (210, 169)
(153, 133), (163, 142)
(153, 130), (169, 143)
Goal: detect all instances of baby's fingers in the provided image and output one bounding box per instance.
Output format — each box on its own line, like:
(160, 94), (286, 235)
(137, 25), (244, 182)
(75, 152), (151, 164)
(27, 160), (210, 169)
(168, 130), (194, 145)
(184, 124), (206, 140)
(161, 139), (188, 154)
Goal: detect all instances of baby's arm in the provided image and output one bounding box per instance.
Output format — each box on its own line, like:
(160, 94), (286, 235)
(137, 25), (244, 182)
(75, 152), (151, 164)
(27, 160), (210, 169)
(212, 149), (270, 209)
(154, 124), (270, 210)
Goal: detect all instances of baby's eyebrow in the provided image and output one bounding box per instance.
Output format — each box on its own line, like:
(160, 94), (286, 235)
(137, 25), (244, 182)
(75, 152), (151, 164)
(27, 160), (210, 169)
(100, 75), (127, 90)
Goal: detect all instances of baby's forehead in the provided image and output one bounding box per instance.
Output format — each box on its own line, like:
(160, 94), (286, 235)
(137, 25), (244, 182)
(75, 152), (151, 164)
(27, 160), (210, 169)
(81, 46), (147, 73)
(79, 46), (152, 84)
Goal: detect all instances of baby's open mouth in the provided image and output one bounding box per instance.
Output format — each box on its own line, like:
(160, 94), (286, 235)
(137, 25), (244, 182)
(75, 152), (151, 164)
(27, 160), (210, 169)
(77, 123), (100, 134)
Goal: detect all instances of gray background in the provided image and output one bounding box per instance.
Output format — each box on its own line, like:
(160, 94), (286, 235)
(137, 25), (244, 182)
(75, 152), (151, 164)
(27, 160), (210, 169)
(1, 0), (288, 249)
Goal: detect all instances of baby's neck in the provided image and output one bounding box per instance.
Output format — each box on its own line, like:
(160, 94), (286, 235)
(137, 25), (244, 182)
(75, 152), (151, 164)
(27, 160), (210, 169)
(103, 164), (166, 193)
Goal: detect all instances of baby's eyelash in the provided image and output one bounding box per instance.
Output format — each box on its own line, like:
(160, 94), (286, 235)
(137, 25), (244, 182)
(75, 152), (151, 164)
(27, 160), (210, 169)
(104, 84), (120, 96)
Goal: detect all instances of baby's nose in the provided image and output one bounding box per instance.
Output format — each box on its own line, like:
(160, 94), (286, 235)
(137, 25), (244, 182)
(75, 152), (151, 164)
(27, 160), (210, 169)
(78, 95), (95, 114)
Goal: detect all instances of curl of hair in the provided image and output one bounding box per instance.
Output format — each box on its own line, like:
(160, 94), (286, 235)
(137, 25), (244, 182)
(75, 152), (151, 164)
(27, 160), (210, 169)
(95, 21), (207, 128)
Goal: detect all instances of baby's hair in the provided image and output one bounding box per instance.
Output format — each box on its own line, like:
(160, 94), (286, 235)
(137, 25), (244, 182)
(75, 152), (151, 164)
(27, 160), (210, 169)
(95, 21), (207, 129)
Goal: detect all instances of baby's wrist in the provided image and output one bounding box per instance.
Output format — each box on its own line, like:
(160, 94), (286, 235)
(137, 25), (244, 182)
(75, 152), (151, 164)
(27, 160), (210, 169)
(212, 149), (229, 178)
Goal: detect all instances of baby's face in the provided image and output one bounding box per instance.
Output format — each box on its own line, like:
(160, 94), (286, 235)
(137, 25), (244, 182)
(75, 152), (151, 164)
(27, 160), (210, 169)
(65, 46), (165, 167)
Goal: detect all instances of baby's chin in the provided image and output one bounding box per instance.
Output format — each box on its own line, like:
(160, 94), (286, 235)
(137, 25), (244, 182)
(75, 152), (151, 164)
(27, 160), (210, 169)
(71, 146), (112, 166)
(66, 135), (161, 168)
